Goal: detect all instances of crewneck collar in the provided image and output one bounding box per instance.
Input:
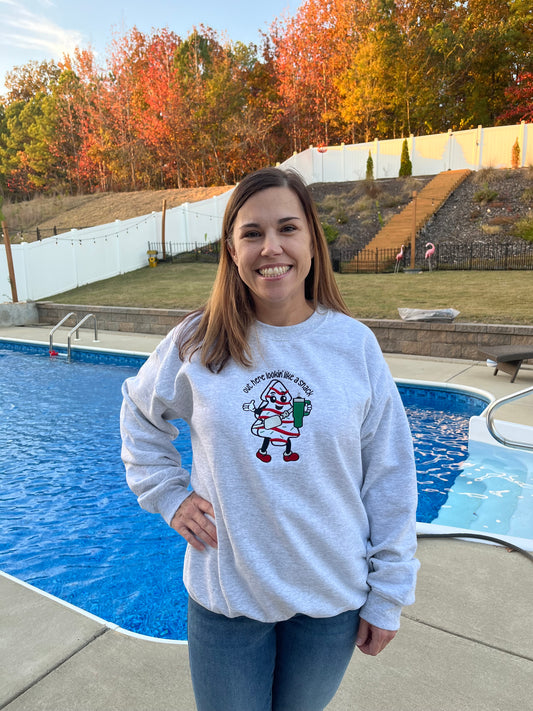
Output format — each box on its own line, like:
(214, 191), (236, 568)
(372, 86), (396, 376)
(253, 307), (329, 340)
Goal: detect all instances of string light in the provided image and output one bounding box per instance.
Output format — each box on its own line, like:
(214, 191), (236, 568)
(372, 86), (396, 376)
(48, 204), (224, 246)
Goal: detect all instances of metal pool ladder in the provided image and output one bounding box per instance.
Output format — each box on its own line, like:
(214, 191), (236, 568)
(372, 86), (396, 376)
(49, 312), (99, 360)
(485, 385), (533, 452)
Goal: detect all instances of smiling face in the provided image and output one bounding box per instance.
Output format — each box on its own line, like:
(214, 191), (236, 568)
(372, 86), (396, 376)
(228, 186), (314, 326)
(261, 380), (292, 411)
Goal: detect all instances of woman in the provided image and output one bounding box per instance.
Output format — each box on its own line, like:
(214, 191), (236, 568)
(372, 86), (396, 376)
(121, 167), (419, 711)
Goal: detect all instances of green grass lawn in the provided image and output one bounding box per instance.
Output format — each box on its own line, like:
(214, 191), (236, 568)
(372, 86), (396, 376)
(45, 262), (532, 325)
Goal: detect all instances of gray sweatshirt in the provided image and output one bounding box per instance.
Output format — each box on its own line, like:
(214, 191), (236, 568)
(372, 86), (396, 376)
(121, 308), (419, 630)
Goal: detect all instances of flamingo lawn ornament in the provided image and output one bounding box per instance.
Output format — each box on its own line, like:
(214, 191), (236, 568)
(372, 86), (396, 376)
(425, 242), (436, 271)
(394, 245), (405, 273)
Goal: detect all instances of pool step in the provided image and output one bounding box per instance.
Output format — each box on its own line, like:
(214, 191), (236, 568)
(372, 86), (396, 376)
(434, 437), (533, 538)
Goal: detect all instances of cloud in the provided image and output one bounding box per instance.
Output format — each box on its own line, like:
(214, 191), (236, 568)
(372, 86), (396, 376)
(0, 1), (84, 60)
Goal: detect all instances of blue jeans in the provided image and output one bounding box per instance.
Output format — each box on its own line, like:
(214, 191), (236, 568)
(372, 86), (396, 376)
(187, 597), (360, 711)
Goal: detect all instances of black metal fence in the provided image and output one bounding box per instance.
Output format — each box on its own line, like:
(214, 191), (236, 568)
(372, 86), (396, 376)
(9, 226), (89, 241)
(330, 241), (533, 273)
(148, 241), (221, 263)
(146, 240), (533, 272)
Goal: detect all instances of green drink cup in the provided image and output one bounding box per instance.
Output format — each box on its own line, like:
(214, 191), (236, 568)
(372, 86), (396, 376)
(293, 396), (311, 428)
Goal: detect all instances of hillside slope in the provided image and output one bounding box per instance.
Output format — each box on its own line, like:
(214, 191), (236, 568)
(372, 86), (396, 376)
(3, 186), (233, 241)
(311, 168), (533, 252)
(3, 168), (532, 250)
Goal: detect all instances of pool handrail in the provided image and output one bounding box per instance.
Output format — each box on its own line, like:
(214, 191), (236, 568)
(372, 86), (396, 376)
(67, 314), (99, 360)
(485, 385), (533, 451)
(49, 312), (77, 351)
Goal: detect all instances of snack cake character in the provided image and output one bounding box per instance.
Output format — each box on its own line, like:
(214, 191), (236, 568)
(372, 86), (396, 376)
(242, 379), (311, 463)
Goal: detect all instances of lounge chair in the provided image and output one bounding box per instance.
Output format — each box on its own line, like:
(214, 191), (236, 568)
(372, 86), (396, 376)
(478, 345), (533, 383)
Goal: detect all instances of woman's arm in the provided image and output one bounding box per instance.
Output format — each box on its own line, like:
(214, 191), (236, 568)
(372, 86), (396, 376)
(120, 332), (198, 526)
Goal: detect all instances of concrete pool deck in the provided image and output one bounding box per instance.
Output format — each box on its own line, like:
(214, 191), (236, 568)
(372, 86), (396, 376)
(1, 325), (532, 711)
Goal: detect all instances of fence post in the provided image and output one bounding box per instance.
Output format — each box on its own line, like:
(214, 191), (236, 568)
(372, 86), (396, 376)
(477, 125), (484, 169)
(447, 129), (453, 170)
(519, 121), (526, 168)
(36, 227), (41, 241)
(2, 221), (18, 302)
(410, 191), (417, 269)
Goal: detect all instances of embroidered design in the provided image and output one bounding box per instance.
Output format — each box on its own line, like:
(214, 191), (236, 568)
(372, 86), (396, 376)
(242, 379), (312, 463)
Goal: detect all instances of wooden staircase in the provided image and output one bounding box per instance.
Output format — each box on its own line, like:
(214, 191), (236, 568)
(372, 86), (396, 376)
(352, 169), (471, 270)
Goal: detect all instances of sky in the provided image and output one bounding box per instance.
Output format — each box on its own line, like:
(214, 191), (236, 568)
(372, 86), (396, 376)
(0, 0), (302, 97)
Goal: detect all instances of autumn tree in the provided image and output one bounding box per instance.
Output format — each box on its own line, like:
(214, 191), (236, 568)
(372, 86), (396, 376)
(1, 2), (532, 199)
(3, 60), (61, 103)
(270, 0), (355, 150)
(0, 61), (64, 195)
(498, 73), (533, 124)
(336, 0), (399, 142)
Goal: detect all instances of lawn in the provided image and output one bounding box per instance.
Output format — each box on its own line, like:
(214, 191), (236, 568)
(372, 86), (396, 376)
(45, 262), (532, 325)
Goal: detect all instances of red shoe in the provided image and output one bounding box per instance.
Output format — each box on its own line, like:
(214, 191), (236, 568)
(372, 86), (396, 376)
(283, 452), (299, 462)
(256, 450), (271, 463)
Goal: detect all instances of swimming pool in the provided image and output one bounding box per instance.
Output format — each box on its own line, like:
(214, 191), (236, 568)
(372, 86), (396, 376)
(0, 340), (528, 641)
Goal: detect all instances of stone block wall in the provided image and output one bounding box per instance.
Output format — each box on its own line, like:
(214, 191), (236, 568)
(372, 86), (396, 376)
(35, 303), (533, 363)
(0, 302), (39, 327)
(36, 303), (189, 335)
(360, 318), (533, 362)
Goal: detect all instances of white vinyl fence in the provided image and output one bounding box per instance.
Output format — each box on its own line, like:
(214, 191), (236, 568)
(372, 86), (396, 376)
(280, 123), (532, 183)
(1, 122), (531, 303)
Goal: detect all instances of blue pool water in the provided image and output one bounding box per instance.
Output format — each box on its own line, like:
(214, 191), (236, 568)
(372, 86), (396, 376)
(0, 342), (489, 640)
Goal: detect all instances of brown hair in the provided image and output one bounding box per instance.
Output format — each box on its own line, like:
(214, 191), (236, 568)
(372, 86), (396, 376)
(178, 167), (350, 372)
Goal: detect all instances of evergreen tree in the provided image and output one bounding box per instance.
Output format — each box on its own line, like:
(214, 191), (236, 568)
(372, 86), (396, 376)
(399, 139), (412, 177)
(366, 150), (374, 180)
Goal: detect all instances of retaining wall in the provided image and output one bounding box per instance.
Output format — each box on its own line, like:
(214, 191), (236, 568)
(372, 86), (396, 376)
(36, 302), (190, 337)
(0, 302), (39, 327)
(35, 303), (533, 362)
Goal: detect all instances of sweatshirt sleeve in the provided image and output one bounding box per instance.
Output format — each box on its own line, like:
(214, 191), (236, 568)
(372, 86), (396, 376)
(357, 339), (420, 631)
(120, 329), (193, 526)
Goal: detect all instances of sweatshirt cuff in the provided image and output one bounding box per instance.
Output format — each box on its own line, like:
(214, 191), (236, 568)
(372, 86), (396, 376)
(158, 489), (192, 526)
(359, 592), (403, 631)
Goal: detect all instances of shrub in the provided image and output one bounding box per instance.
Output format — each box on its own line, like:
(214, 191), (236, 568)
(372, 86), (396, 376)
(379, 194), (404, 208)
(320, 194), (338, 213)
(473, 184), (498, 203)
(511, 138), (520, 169)
(399, 139), (412, 177)
(363, 179), (381, 198)
(521, 186), (533, 204)
(321, 222), (339, 243)
(512, 216), (533, 242)
(473, 167), (499, 185)
(366, 151), (374, 181)
(334, 208), (348, 224)
(481, 224), (501, 235)
(334, 233), (356, 249)
(354, 196), (374, 213)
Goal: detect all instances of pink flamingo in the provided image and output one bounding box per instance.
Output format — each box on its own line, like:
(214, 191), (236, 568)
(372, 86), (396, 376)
(394, 244), (405, 273)
(425, 242), (436, 271)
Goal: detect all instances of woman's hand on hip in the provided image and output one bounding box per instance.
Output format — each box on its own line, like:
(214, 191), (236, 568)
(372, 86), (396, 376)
(356, 617), (397, 656)
(170, 492), (218, 551)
